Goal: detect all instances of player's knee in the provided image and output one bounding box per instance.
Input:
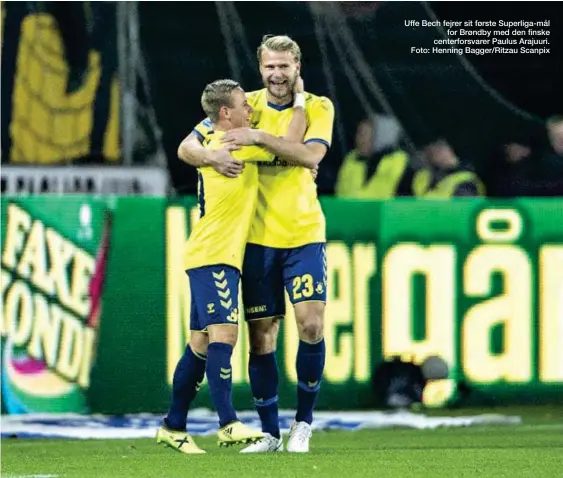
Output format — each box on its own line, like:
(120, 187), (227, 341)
(190, 331), (209, 356)
(208, 324), (238, 347)
(298, 319), (324, 343)
(294, 302), (325, 342)
(248, 318), (280, 354)
(249, 334), (276, 354)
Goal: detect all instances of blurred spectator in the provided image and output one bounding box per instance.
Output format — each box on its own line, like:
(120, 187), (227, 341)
(547, 115), (563, 157)
(487, 140), (535, 197)
(488, 118), (563, 197)
(540, 116), (563, 195)
(413, 139), (485, 198)
(335, 117), (415, 198)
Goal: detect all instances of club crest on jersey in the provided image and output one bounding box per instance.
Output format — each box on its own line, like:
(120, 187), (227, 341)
(226, 308), (239, 323)
(316, 282), (325, 295)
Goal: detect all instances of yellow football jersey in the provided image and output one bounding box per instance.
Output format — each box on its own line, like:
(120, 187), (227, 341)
(183, 130), (273, 271)
(193, 89), (335, 249)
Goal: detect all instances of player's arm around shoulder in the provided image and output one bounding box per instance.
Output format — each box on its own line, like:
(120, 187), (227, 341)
(221, 93), (334, 169)
(231, 145), (274, 163)
(284, 76), (307, 144)
(177, 129), (244, 179)
(255, 93), (334, 169)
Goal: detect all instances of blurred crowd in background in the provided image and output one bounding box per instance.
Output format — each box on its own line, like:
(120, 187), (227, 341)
(1, 1), (562, 197)
(337, 113), (563, 198)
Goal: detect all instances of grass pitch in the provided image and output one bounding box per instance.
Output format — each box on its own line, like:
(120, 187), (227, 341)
(2, 408), (563, 478)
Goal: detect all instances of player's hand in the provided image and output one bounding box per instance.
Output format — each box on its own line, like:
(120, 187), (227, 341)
(222, 128), (259, 147)
(206, 148), (244, 178)
(294, 76), (304, 94)
(310, 164), (319, 180)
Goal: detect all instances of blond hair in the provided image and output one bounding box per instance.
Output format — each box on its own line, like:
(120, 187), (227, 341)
(257, 34), (301, 64)
(201, 79), (241, 122)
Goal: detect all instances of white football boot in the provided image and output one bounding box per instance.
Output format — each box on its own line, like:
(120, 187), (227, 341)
(286, 421), (312, 453)
(240, 433), (284, 453)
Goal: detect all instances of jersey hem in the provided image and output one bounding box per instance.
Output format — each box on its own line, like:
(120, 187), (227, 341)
(184, 263), (241, 273)
(246, 240), (326, 250)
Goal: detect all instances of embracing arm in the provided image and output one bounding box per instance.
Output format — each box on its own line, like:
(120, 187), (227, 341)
(283, 108), (307, 144)
(223, 92), (333, 169)
(255, 132), (327, 169)
(177, 132), (243, 178)
(177, 132), (210, 167)
(283, 77), (307, 144)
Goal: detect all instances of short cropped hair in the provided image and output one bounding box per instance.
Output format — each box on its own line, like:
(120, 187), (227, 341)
(201, 79), (241, 122)
(257, 34), (301, 64)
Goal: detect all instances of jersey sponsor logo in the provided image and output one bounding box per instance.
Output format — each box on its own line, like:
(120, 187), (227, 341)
(258, 157), (293, 168)
(207, 303), (215, 314)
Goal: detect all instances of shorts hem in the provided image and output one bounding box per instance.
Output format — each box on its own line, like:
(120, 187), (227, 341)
(190, 328), (208, 334)
(245, 314), (285, 322)
(290, 299), (327, 306)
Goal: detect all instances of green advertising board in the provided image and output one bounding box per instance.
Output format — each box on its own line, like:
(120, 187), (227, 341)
(1, 198), (110, 413)
(2, 197), (562, 415)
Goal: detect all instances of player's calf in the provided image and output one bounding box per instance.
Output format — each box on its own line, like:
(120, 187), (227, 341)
(247, 319), (282, 440)
(294, 302), (326, 428)
(206, 324), (239, 428)
(164, 332), (208, 431)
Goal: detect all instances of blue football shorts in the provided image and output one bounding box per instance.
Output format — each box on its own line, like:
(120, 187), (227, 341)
(242, 242), (327, 321)
(186, 265), (240, 332)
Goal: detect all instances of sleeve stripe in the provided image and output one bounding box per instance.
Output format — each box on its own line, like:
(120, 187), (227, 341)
(192, 129), (205, 143)
(304, 138), (330, 148)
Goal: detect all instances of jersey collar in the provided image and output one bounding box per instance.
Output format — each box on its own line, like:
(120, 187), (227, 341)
(267, 101), (293, 112)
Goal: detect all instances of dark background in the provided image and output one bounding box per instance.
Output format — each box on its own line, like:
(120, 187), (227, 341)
(2, 2), (561, 193)
(137, 1), (562, 194)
